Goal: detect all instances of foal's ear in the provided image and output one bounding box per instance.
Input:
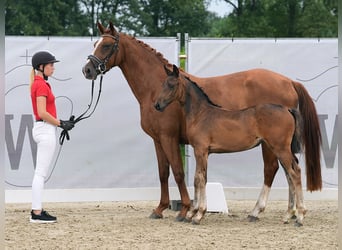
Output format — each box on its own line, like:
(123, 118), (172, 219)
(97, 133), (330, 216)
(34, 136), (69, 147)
(97, 22), (105, 35)
(164, 65), (173, 76)
(172, 64), (179, 77)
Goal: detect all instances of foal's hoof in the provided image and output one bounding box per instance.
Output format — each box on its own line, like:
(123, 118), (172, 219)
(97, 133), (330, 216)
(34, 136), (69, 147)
(247, 215), (259, 222)
(149, 210), (163, 219)
(175, 215), (186, 222)
(294, 221), (303, 227)
(192, 219), (201, 225)
(183, 217), (192, 223)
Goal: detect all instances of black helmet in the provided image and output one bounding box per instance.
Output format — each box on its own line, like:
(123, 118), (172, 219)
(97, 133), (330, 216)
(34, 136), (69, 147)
(32, 51), (60, 70)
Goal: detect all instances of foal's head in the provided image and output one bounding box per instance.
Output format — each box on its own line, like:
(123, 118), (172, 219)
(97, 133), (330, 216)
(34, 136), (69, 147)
(154, 64), (185, 112)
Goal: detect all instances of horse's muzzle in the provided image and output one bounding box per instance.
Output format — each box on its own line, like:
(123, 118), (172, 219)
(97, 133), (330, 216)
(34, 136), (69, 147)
(82, 62), (98, 80)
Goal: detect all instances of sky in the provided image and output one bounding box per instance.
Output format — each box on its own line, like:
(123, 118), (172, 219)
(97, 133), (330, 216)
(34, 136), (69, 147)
(208, 0), (233, 17)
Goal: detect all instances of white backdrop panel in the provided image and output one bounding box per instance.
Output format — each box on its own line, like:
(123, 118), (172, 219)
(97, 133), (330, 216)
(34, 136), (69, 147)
(187, 38), (337, 189)
(5, 37), (337, 191)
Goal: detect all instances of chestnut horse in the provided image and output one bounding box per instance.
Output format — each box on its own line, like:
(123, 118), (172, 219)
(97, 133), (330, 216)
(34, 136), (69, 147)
(155, 64), (306, 226)
(82, 22), (321, 222)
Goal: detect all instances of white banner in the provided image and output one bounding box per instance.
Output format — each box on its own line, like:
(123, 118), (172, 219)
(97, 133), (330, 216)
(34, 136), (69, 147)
(5, 37), (337, 191)
(187, 38), (338, 188)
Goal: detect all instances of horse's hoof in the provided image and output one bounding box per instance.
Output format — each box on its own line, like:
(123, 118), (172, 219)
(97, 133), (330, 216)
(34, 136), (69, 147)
(247, 215), (259, 222)
(291, 214), (297, 220)
(149, 211), (163, 219)
(175, 215), (185, 222)
(294, 221), (303, 227)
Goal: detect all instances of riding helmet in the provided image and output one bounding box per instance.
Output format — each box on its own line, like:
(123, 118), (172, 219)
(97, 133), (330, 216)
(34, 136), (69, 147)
(31, 51), (60, 70)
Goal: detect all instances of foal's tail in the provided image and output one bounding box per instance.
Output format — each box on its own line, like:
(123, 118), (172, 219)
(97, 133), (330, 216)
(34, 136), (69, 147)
(292, 81), (322, 191)
(289, 108), (302, 155)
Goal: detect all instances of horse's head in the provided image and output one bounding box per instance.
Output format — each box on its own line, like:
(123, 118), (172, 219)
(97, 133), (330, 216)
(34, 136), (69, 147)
(82, 21), (120, 80)
(155, 64), (185, 112)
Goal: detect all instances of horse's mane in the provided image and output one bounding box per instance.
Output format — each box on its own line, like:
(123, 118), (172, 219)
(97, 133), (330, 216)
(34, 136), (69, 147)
(103, 27), (187, 73)
(132, 36), (171, 66)
(185, 76), (221, 108)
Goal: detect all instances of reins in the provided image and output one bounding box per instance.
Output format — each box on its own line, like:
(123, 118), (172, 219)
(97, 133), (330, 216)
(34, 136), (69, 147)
(59, 33), (119, 145)
(59, 75), (104, 145)
(74, 75), (104, 123)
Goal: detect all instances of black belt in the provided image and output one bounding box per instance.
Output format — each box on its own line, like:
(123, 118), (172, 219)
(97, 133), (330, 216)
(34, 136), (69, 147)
(36, 119), (44, 122)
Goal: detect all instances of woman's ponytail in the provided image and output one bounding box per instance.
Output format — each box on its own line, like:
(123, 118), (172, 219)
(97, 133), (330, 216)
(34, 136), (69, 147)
(29, 68), (35, 91)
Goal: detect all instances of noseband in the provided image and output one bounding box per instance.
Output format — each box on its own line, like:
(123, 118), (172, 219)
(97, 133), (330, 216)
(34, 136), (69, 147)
(88, 33), (120, 75)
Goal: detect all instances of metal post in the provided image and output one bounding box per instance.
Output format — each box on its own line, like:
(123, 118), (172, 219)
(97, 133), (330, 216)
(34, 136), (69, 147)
(184, 33), (190, 186)
(0, 0), (5, 247)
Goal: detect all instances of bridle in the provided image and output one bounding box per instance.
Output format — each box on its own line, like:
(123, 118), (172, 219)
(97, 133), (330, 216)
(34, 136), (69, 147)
(59, 33), (120, 145)
(87, 33), (120, 75)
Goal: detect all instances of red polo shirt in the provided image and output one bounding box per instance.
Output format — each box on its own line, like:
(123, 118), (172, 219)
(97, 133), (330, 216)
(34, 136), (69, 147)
(31, 75), (57, 121)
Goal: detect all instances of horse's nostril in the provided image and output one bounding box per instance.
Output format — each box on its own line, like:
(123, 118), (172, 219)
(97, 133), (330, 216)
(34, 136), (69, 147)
(82, 65), (96, 79)
(84, 67), (90, 74)
(154, 103), (161, 111)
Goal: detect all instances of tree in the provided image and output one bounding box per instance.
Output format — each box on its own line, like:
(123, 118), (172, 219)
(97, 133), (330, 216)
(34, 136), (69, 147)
(297, 0), (338, 37)
(212, 0), (337, 37)
(5, 0), (89, 36)
(78, 0), (211, 37)
(267, 0), (301, 37)
(5, 0), (337, 38)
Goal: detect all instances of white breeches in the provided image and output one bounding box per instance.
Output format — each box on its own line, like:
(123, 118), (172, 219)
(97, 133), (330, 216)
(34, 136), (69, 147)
(31, 122), (57, 210)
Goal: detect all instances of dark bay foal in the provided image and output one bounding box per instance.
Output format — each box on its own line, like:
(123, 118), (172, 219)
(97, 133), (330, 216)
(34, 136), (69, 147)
(155, 65), (306, 226)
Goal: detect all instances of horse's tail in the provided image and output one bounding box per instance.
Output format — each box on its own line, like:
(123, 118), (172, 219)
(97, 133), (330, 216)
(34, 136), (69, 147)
(292, 81), (322, 191)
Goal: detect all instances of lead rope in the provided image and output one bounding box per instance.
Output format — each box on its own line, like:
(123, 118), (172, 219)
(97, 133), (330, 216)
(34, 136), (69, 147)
(59, 75), (104, 145)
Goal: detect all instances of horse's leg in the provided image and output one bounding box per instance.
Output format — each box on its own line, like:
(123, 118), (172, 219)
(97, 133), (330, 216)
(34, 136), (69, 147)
(159, 137), (191, 221)
(279, 154), (306, 226)
(149, 141), (170, 219)
(191, 147), (208, 225)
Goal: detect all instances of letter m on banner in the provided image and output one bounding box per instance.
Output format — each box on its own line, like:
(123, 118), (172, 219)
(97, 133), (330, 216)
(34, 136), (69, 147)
(6, 114), (37, 170)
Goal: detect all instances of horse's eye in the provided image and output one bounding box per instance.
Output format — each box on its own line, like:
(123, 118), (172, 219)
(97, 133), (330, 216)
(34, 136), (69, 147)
(102, 44), (111, 51)
(167, 83), (175, 90)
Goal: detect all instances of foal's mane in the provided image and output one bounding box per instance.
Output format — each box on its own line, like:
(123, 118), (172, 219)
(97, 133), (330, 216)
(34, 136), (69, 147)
(184, 76), (221, 108)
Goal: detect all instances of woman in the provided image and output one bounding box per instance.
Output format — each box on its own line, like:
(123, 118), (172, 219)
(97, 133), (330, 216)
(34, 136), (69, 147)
(29, 51), (74, 223)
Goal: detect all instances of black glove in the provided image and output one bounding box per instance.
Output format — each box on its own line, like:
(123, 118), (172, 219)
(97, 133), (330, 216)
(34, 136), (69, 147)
(59, 118), (75, 131)
(59, 116), (75, 145)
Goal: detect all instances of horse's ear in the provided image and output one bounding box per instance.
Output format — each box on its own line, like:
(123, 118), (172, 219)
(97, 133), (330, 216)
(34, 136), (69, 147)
(97, 22), (105, 35)
(172, 64), (179, 77)
(109, 21), (117, 35)
(164, 65), (173, 76)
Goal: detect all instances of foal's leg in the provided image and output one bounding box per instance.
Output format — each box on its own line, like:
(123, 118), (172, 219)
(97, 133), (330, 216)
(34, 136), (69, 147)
(185, 176), (200, 223)
(283, 169), (297, 221)
(279, 154), (306, 226)
(190, 148), (208, 225)
(248, 143), (296, 221)
(248, 144), (278, 221)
